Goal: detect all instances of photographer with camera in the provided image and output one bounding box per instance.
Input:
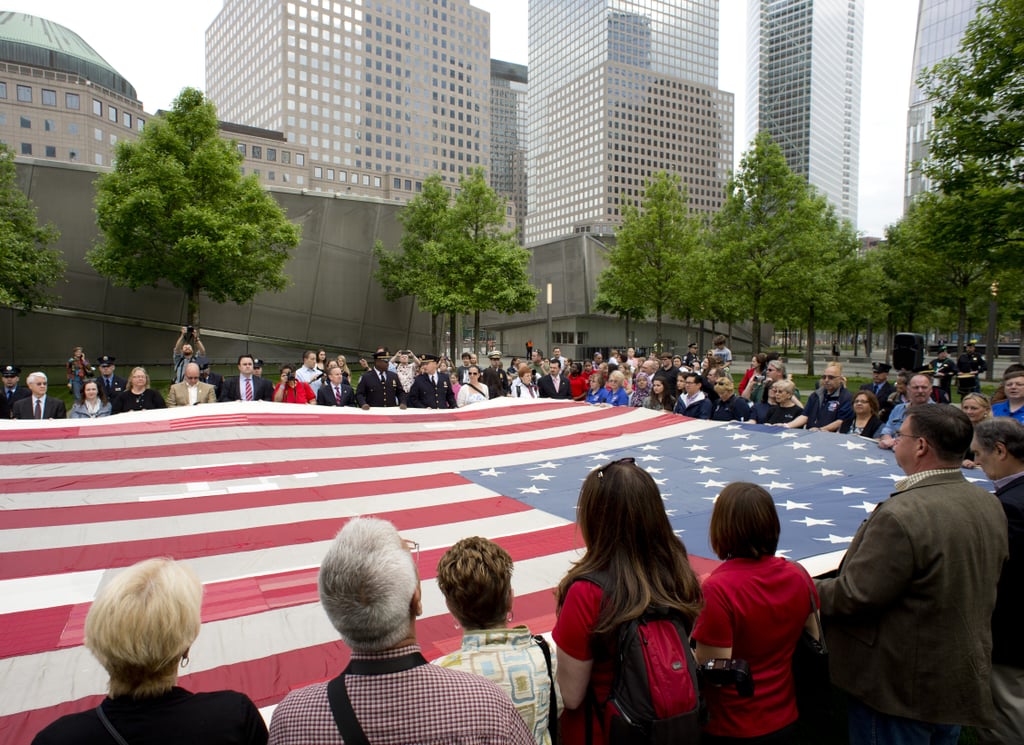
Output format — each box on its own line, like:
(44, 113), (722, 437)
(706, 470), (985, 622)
(173, 326), (206, 384)
(692, 482), (819, 743)
(274, 363), (317, 405)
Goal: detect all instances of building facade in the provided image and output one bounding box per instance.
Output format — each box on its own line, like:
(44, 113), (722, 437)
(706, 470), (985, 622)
(206, 0), (492, 202)
(489, 59), (527, 244)
(747, 0), (863, 225)
(524, 0), (734, 246)
(904, 0), (981, 208)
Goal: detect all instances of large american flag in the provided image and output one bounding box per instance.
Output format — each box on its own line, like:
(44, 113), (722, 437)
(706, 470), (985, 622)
(1, 399), (981, 745)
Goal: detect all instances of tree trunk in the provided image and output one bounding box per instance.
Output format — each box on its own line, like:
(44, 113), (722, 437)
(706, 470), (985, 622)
(625, 312), (632, 349)
(957, 296), (967, 355)
(806, 305), (816, 378)
(654, 306), (663, 353)
(751, 296), (761, 354)
(473, 310), (481, 356)
(187, 285), (201, 329)
(865, 321), (873, 357)
(449, 313), (457, 362)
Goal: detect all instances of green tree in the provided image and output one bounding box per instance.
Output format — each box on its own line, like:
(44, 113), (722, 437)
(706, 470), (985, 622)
(89, 88), (301, 328)
(711, 133), (844, 356)
(595, 172), (701, 351)
(0, 143), (65, 309)
(374, 168), (535, 359)
(921, 0), (1023, 258)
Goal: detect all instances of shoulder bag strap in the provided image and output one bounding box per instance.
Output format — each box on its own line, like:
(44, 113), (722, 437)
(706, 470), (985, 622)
(533, 635), (559, 743)
(95, 704), (131, 745)
(326, 675), (371, 745)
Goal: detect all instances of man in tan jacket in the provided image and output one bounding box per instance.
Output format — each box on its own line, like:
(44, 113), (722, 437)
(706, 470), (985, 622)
(167, 362), (218, 407)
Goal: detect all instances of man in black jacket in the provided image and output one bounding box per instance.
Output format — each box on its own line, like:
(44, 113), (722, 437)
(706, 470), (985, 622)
(537, 358), (572, 399)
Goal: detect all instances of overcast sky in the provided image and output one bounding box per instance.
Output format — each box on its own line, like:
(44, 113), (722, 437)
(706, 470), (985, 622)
(6, 0), (920, 236)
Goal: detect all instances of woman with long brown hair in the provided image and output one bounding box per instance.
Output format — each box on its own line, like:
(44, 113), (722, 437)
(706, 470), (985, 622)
(553, 458), (703, 745)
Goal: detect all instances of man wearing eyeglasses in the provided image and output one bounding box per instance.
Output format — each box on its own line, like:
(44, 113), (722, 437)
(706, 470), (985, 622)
(877, 374), (934, 450)
(166, 362), (218, 407)
(785, 363), (852, 431)
(268, 517), (533, 745)
(815, 406), (1007, 744)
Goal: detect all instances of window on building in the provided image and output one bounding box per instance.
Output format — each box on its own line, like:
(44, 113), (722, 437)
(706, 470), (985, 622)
(252, 145), (262, 159)
(66, 92), (80, 110)
(281, 151), (291, 164)
(137, 118), (145, 131)
(44, 119), (55, 132)
(69, 149), (78, 162)
(45, 145), (56, 158)
(296, 153), (305, 166)
(108, 106), (118, 123)
(314, 166), (323, 178)
(68, 123), (79, 135)
(374, 176), (381, 187)
(237, 143), (246, 156)
(17, 85), (31, 102)
(21, 143), (31, 155)
(266, 148), (277, 161)
(123, 112), (131, 128)
(42, 89), (56, 106)
(0, 82), (6, 99)
(20, 116), (30, 128)
(268, 171), (276, 181)
(93, 99), (102, 116)
(95, 153), (103, 166)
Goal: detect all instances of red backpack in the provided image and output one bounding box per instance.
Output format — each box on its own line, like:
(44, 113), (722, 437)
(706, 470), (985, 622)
(582, 574), (703, 745)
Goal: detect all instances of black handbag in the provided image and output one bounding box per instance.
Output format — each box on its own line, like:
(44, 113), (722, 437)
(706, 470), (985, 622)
(792, 584), (831, 730)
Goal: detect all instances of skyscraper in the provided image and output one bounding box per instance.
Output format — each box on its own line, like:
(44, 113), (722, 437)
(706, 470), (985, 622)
(747, 0), (863, 225)
(489, 59), (528, 244)
(206, 0), (492, 200)
(525, 0), (734, 246)
(904, 0), (981, 208)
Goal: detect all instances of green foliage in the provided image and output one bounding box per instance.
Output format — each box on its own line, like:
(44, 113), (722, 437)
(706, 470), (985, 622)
(89, 88), (301, 327)
(709, 133), (854, 354)
(595, 172), (703, 349)
(0, 143), (65, 309)
(921, 0), (1023, 257)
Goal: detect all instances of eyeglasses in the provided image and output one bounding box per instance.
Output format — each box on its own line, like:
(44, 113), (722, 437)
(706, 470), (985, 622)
(185, 375), (200, 381)
(468, 372), (479, 376)
(596, 457), (636, 478)
(401, 538), (420, 565)
(893, 430), (922, 442)
(821, 374), (839, 380)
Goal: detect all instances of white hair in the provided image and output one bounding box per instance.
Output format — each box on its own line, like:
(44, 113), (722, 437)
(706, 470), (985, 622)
(26, 371), (47, 384)
(318, 518), (418, 652)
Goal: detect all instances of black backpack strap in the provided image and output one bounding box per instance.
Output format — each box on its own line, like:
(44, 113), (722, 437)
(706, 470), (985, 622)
(326, 676), (370, 745)
(533, 635), (559, 743)
(326, 652), (427, 745)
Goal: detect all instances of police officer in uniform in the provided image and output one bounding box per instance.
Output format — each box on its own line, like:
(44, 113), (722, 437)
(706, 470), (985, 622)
(957, 339), (987, 394)
(406, 353), (456, 409)
(1, 364), (31, 419)
(95, 355), (127, 402)
(480, 351), (509, 399)
(356, 351), (407, 409)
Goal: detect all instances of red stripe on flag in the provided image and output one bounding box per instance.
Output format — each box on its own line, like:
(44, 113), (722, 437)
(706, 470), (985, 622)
(0, 495), (533, 581)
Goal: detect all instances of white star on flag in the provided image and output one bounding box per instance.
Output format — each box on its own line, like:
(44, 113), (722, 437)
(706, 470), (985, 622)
(753, 467), (780, 475)
(836, 441), (867, 450)
(813, 534), (856, 544)
(479, 468), (503, 477)
(830, 486), (868, 495)
(787, 442), (812, 450)
(530, 473), (554, 481)
(776, 500), (813, 511)
(798, 455), (826, 463)
(792, 517), (836, 527)
(698, 479), (728, 489)
(695, 466), (722, 474)
(851, 501), (878, 513)
(519, 485), (546, 494)
(812, 468), (845, 477)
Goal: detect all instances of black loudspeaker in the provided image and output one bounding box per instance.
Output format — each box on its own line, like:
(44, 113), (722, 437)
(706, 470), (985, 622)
(893, 333), (925, 372)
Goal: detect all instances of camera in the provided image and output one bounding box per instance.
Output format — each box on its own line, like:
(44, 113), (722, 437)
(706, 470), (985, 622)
(186, 325), (195, 337)
(286, 372), (297, 382)
(754, 373), (764, 383)
(699, 658), (754, 697)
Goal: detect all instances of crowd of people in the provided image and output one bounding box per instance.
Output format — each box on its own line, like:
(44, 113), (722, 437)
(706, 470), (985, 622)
(30, 405), (1023, 744)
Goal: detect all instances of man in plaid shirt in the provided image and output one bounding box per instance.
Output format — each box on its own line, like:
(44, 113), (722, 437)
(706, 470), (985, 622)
(269, 518), (534, 745)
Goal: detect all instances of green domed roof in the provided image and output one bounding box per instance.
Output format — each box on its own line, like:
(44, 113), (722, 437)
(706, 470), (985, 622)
(0, 12), (137, 100)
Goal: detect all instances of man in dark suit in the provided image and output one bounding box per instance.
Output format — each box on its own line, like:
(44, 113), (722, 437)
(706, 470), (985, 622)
(218, 354), (274, 402)
(95, 356), (127, 402)
(970, 418), (1024, 745)
(198, 360), (224, 400)
(860, 362), (895, 404)
(407, 353), (456, 409)
(12, 371), (67, 419)
(316, 365), (357, 407)
(356, 351), (407, 409)
(537, 358), (572, 399)
(816, 406), (1007, 743)
(1, 364), (31, 419)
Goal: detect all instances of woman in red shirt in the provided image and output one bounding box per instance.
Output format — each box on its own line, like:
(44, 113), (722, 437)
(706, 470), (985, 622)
(552, 459), (703, 745)
(692, 482), (819, 743)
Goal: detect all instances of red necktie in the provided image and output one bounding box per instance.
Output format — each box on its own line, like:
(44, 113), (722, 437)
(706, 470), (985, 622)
(245, 378), (253, 401)
(35, 399), (42, 419)
(334, 386), (342, 405)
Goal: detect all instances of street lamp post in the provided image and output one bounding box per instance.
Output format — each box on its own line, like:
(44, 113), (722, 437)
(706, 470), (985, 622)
(546, 283), (553, 358)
